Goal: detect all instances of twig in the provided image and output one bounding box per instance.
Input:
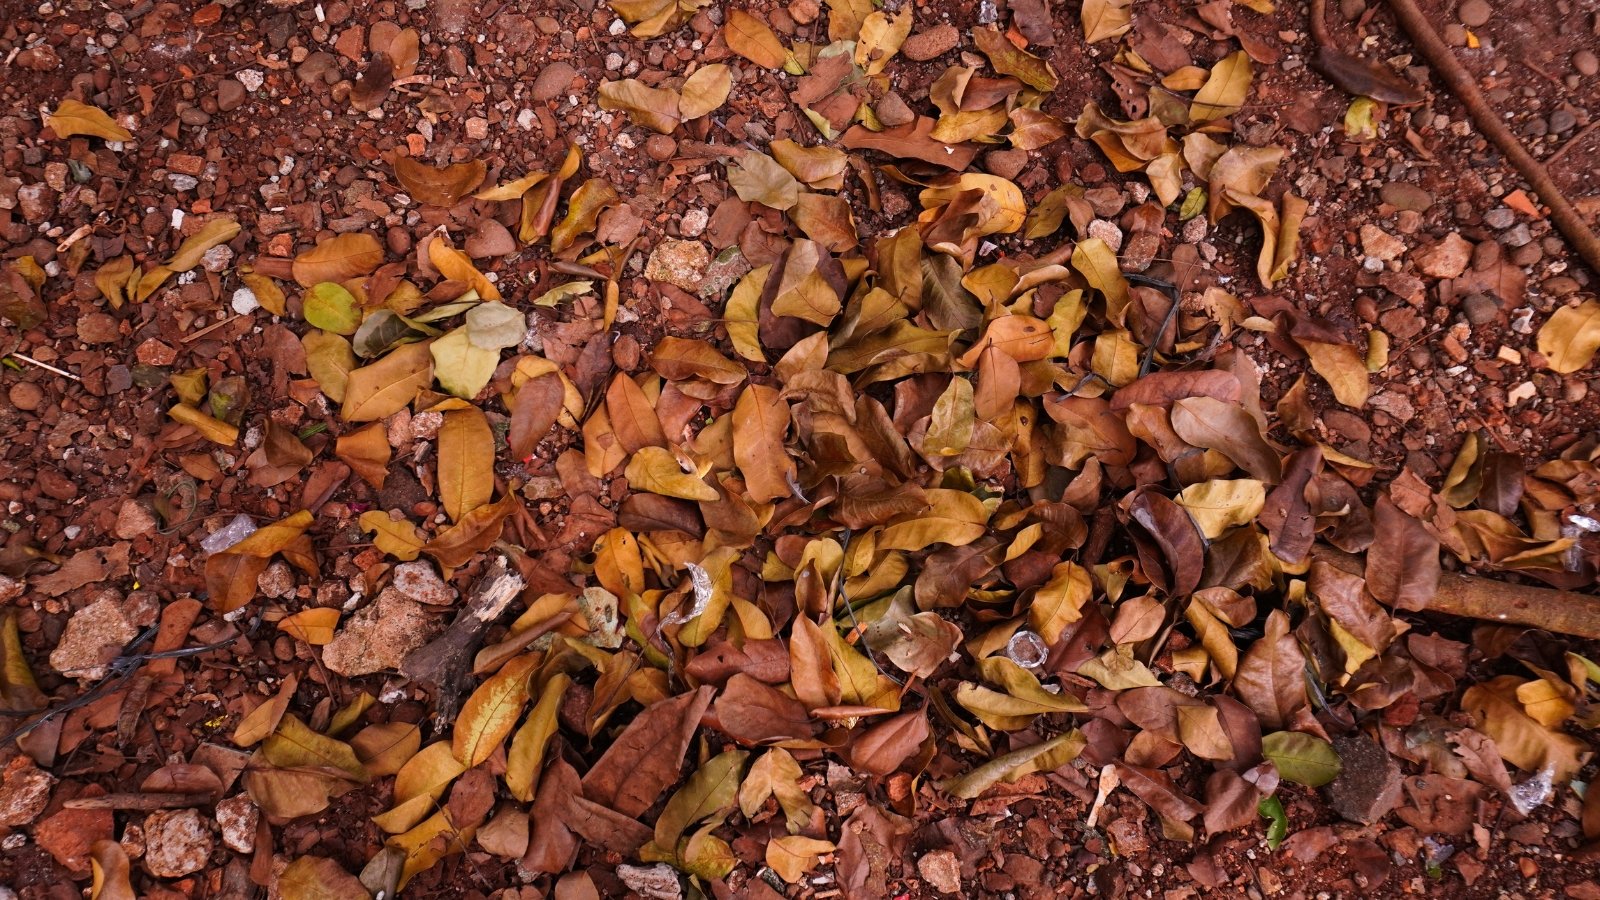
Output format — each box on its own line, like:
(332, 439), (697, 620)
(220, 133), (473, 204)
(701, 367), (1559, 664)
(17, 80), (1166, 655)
(182, 313), (244, 343)
(1311, 545), (1600, 639)
(7, 353), (82, 382)
(1548, 118), (1600, 167)
(1380, 0), (1600, 275)
(399, 555), (526, 731)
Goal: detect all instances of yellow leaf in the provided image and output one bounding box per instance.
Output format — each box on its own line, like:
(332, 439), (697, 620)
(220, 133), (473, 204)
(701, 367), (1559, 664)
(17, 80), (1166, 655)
(423, 495), (516, 569)
(430, 327), (500, 400)
(474, 170), (548, 201)
(1538, 299), (1600, 374)
(437, 407), (495, 522)
(359, 511), (426, 560)
(453, 653), (540, 767)
(168, 403), (239, 445)
(679, 64), (732, 120)
(1190, 51), (1252, 122)
(263, 714), (369, 783)
(373, 741), (466, 834)
(342, 340), (435, 421)
(504, 672), (570, 801)
(855, 6), (912, 76)
(1176, 479), (1267, 539)
(1072, 237), (1132, 322)
(279, 607), (340, 645)
(304, 330), (357, 405)
(428, 237), (501, 300)
(390, 809), (475, 889)
(232, 673), (299, 747)
(550, 179), (619, 254)
(47, 99), (132, 141)
(625, 445), (719, 501)
(766, 835), (836, 883)
(1029, 561), (1092, 645)
(166, 216), (241, 272)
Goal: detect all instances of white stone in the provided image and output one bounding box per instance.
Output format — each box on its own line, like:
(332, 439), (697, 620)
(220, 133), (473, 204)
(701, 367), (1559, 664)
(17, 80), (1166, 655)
(231, 286), (260, 314)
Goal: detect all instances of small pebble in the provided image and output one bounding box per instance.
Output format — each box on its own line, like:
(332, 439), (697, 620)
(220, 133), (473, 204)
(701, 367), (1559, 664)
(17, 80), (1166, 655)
(1483, 207), (1515, 230)
(1457, 0), (1491, 27)
(216, 79), (247, 112)
(1574, 50), (1599, 77)
(1549, 109), (1576, 134)
(7, 383), (44, 411)
(1462, 292), (1500, 325)
(645, 134), (677, 161)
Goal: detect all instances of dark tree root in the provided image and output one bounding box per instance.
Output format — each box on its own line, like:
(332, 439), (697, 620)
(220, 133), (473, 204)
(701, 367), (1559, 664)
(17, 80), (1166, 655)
(1311, 0), (1600, 276)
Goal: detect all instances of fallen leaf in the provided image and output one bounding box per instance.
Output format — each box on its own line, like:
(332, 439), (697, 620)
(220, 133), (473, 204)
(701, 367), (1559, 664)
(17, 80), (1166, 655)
(279, 607), (340, 645)
(680, 64), (733, 119)
(293, 233), (385, 287)
(1537, 299), (1600, 374)
(1190, 51), (1251, 122)
(393, 157), (487, 207)
(342, 341), (434, 421)
(1081, 0), (1133, 43)
(767, 835), (836, 883)
(437, 407), (495, 522)
(598, 79), (682, 134)
(47, 99), (131, 141)
(1261, 731), (1341, 786)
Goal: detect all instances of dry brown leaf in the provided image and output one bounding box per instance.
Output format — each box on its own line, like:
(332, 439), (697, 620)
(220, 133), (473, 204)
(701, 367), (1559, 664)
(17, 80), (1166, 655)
(394, 157), (488, 207)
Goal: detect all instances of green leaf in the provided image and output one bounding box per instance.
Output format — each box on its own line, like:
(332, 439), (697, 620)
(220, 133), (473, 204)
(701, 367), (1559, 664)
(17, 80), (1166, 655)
(1259, 795), (1288, 850)
(304, 282), (362, 335)
(1261, 731), (1341, 787)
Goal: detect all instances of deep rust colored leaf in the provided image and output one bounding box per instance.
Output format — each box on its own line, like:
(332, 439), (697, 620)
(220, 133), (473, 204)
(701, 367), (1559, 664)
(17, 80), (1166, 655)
(1364, 495), (1440, 613)
(581, 685), (714, 817)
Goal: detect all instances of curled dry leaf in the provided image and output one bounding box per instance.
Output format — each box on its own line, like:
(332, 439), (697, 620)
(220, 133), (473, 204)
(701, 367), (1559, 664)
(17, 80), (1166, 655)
(393, 157), (487, 207)
(598, 79), (682, 134)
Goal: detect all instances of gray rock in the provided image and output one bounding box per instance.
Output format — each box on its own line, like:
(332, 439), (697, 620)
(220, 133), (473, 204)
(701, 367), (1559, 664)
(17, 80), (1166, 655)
(531, 61), (578, 102)
(321, 589), (441, 677)
(1325, 734), (1404, 824)
(1483, 207), (1515, 230)
(1462, 292), (1501, 325)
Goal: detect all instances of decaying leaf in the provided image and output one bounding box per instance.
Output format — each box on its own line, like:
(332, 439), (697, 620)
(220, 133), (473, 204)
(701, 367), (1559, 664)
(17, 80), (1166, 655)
(47, 99), (132, 141)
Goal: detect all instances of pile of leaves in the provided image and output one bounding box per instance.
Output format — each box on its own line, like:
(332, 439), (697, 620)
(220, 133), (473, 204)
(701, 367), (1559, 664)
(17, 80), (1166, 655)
(6, 1), (1600, 897)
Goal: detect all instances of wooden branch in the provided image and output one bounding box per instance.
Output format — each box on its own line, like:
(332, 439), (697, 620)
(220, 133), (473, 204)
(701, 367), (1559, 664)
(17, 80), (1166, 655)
(1310, 545), (1600, 639)
(400, 555), (526, 728)
(1381, 0), (1600, 275)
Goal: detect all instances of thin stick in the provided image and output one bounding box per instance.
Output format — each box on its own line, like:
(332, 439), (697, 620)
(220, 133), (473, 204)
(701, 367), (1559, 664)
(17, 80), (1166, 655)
(1381, 0), (1600, 275)
(7, 353), (82, 382)
(1548, 119), (1600, 167)
(182, 313), (244, 343)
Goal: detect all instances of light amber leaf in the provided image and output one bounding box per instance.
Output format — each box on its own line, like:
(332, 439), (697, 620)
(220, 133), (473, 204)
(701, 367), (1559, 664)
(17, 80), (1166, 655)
(393, 157), (487, 207)
(89, 840), (137, 900)
(551, 179), (619, 253)
(428, 237), (501, 300)
(1538, 300), (1600, 374)
(336, 422), (391, 488)
(360, 511), (426, 561)
(47, 99), (132, 141)
(263, 714), (369, 783)
(166, 216), (241, 272)
(732, 383), (796, 504)
(304, 330), (358, 404)
(598, 79), (683, 134)
(767, 836), (836, 883)
(453, 653), (540, 767)
(437, 407), (495, 522)
(625, 446), (719, 501)
(342, 340), (435, 422)
(293, 232), (384, 287)
(351, 722), (422, 777)
(724, 10), (790, 69)
(1081, 0), (1133, 43)
(728, 152), (802, 211)
(1176, 479), (1267, 539)
(93, 255), (134, 309)
(423, 494), (516, 569)
(373, 740), (466, 834)
(1190, 51), (1252, 122)
(277, 856), (369, 900)
(879, 488), (989, 551)
(279, 607), (339, 645)
(680, 64), (732, 120)
(232, 672), (299, 747)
